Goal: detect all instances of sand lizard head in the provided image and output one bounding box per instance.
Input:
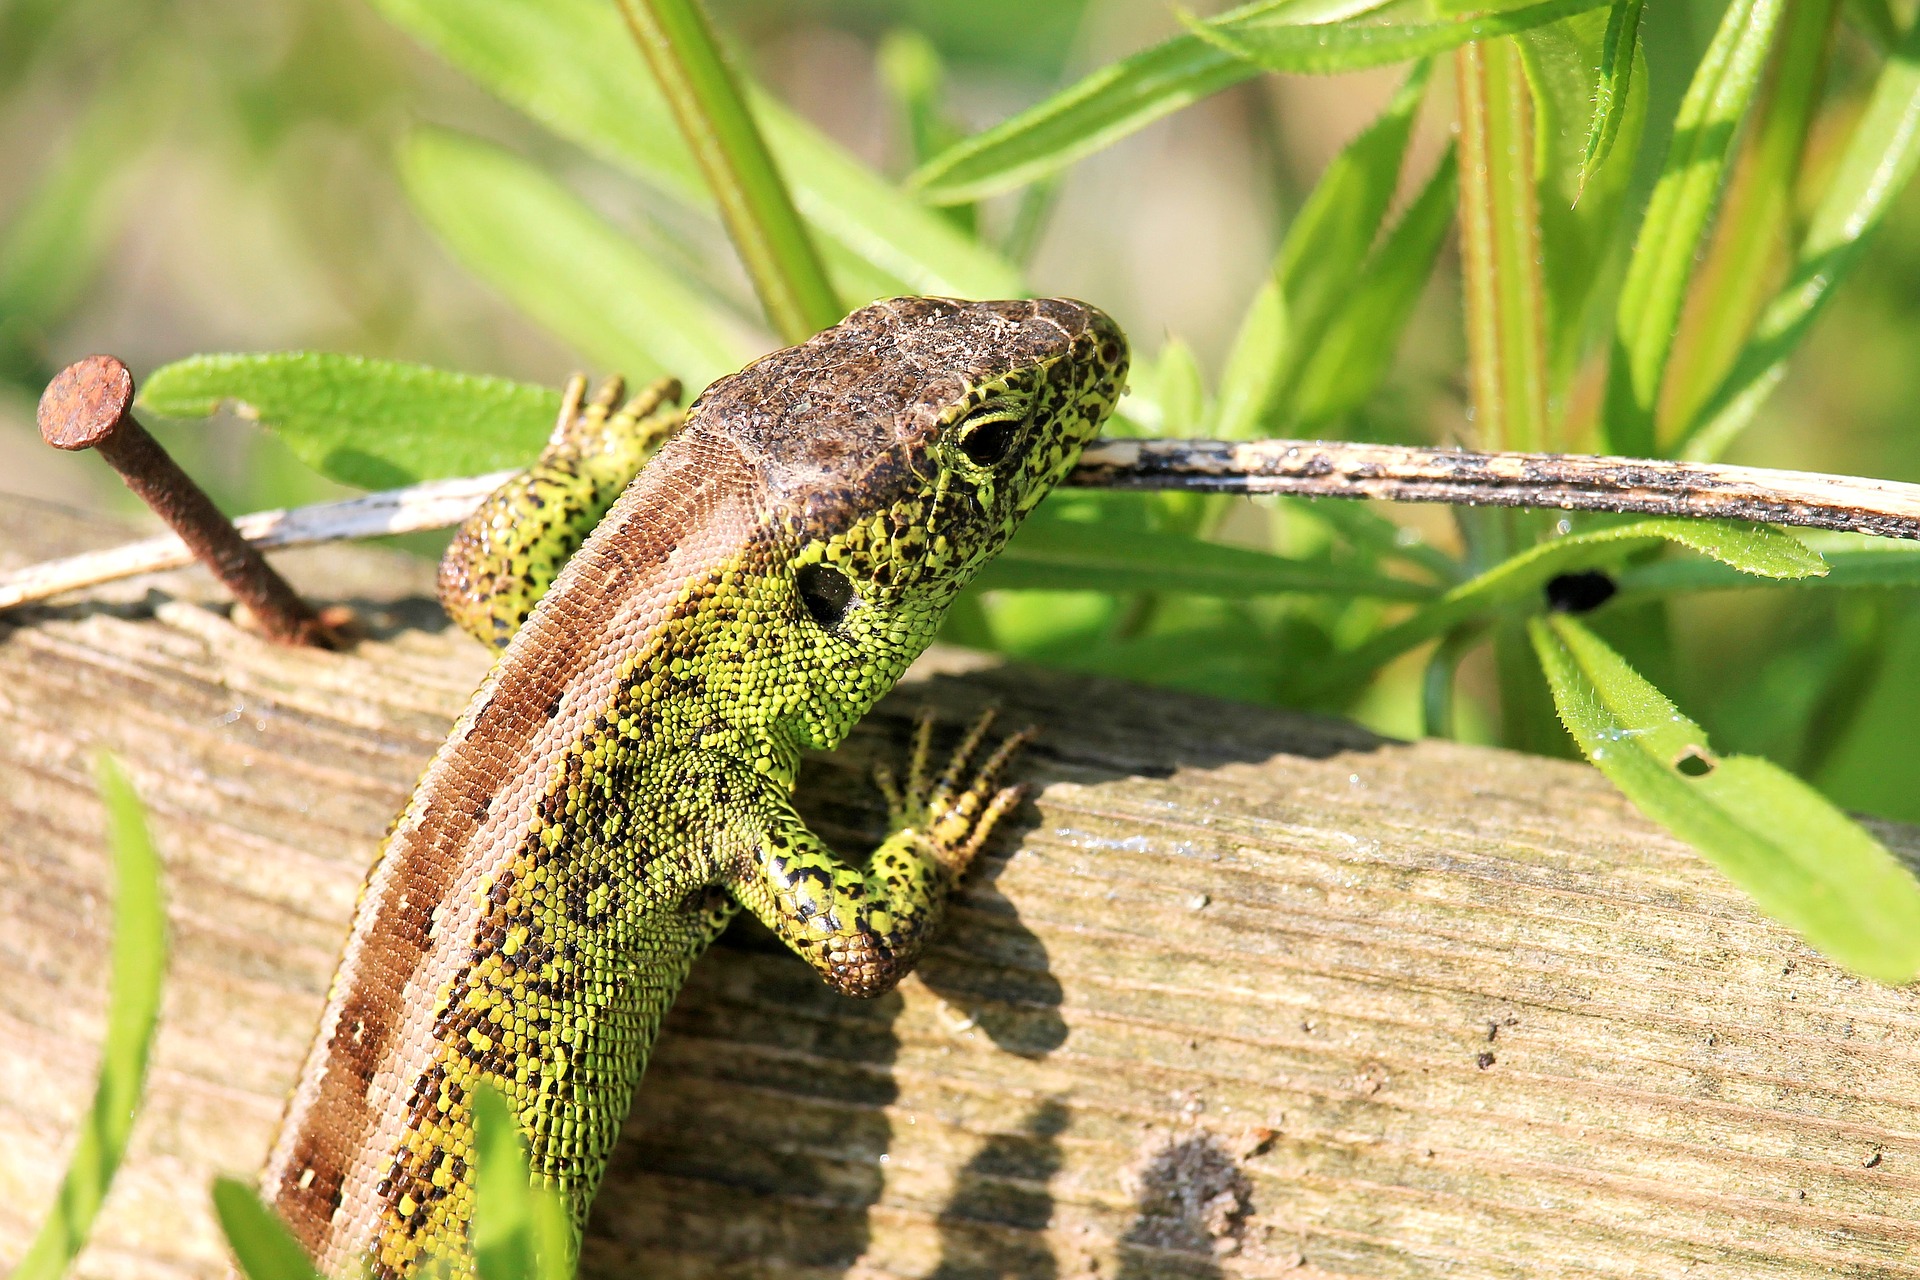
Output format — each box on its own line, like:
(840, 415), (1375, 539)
(687, 296), (1128, 746)
(697, 295), (1128, 610)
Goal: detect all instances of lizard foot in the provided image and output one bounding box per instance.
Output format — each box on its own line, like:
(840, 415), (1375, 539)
(875, 707), (1034, 878)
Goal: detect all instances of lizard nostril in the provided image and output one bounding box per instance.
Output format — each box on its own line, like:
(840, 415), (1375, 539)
(796, 562), (855, 629)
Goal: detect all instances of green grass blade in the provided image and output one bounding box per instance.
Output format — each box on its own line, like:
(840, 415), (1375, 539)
(369, 0), (1017, 301)
(1305, 518), (1824, 694)
(472, 1085), (575, 1280)
(1680, 12), (1920, 460)
(974, 517), (1437, 600)
(610, 0), (838, 342)
(1601, 0), (1789, 455)
(1516, 7), (1648, 384)
(400, 129), (749, 395)
(211, 1178), (326, 1280)
(1845, 0), (1900, 52)
(909, 0), (1281, 206)
(1183, 0), (1614, 80)
(1582, 0), (1646, 188)
(879, 29), (961, 174)
(755, 105), (1020, 298)
(14, 756), (168, 1280)
(1456, 38), (1551, 452)
(1662, 0), (1839, 439)
(140, 353), (561, 490)
(911, 0), (1606, 204)
(1213, 62), (1431, 439)
(1531, 614), (1920, 984)
(1290, 146), (1459, 425)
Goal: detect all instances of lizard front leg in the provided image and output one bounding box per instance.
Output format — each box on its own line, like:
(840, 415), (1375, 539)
(438, 373), (686, 649)
(728, 710), (1032, 997)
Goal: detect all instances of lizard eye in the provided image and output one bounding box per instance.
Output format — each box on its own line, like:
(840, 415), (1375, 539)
(795, 562), (854, 629)
(953, 406), (1023, 467)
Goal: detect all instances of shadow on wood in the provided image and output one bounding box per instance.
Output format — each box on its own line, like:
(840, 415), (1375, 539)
(1, 493), (1916, 1280)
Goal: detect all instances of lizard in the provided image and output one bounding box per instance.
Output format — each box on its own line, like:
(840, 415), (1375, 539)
(257, 296), (1129, 1278)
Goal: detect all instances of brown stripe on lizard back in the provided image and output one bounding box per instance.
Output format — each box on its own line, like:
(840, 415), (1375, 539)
(261, 426), (765, 1270)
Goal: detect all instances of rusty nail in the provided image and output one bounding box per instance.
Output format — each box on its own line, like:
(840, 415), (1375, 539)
(38, 354), (338, 647)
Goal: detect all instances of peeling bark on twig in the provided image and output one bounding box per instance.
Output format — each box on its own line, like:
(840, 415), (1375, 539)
(10, 438), (1920, 613)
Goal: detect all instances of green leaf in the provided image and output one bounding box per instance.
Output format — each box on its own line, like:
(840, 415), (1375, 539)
(1602, 0), (1789, 455)
(1515, 6), (1648, 384)
(1681, 10), (1920, 460)
(1845, 0), (1900, 52)
(910, 0), (1604, 205)
(1661, 0), (1839, 440)
(1531, 614), (1920, 984)
(15, 756), (168, 1280)
(140, 353), (561, 490)
(1290, 146), (1459, 425)
(609, 0), (839, 341)
(400, 129), (749, 394)
(1306, 518), (1824, 694)
(974, 517), (1437, 600)
(472, 1085), (574, 1280)
(879, 29), (961, 173)
(909, 2), (1268, 206)
(1618, 532), (1920, 595)
(1183, 0), (1615, 80)
(212, 1178), (326, 1280)
(370, 0), (1019, 299)
(1582, 0), (1646, 187)
(1214, 62), (1431, 439)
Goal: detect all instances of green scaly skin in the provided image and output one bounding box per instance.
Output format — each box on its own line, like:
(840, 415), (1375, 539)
(259, 297), (1128, 1277)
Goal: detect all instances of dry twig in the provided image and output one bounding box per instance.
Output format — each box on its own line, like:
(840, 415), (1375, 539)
(8, 439), (1920, 611)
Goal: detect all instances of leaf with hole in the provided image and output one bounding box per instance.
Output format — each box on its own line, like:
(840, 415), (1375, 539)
(1531, 614), (1920, 984)
(1305, 518), (1824, 695)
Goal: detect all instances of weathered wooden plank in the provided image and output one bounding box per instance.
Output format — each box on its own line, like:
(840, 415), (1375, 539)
(2, 494), (1917, 1280)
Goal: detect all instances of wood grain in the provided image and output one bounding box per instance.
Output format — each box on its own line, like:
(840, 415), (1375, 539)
(1, 492), (1917, 1279)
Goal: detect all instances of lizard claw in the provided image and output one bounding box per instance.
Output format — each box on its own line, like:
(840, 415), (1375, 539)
(884, 707), (1036, 875)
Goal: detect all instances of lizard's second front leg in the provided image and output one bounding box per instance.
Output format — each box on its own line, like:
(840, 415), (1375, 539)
(728, 710), (1032, 998)
(438, 373), (685, 649)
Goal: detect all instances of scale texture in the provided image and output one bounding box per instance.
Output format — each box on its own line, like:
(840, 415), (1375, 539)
(257, 297), (1128, 1276)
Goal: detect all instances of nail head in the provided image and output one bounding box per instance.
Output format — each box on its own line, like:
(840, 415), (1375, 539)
(39, 355), (135, 452)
